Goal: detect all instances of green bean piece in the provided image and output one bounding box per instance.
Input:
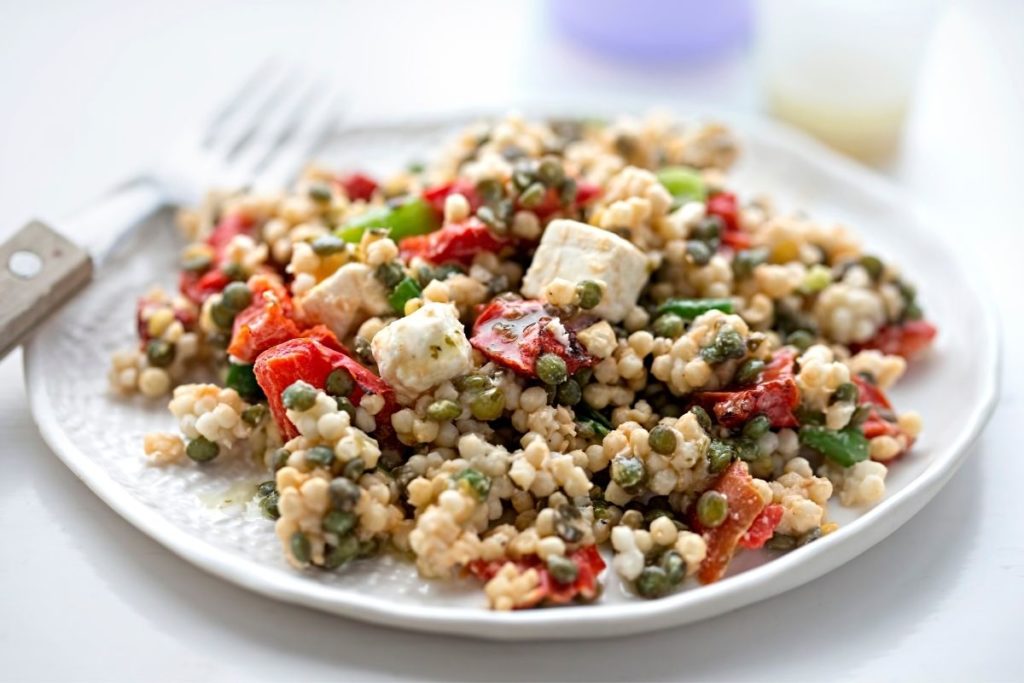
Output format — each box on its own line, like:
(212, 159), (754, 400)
(657, 297), (734, 321)
(575, 280), (603, 310)
(221, 281), (252, 311)
(652, 313), (685, 339)
(388, 276), (422, 314)
(325, 368), (354, 398)
(635, 566), (671, 598)
(426, 399), (462, 422)
(697, 490), (729, 528)
(546, 555), (579, 585)
(329, 477), (362, 511)
(282, 380), (317, 411)
(535, 353), (568, 385)
(186, 436), (219, 463)
(306, 445), (335, 467)
(799, 426), (869, 467)
(323, 510), (358, 536)
(145, 339), (176, 368)
(655, 166), (707, 203)
(290, 532), (312, 565)
(648, 425), (678, 455)
(469, 387), (505, 421)
(226, 362), (263, 401)
(336, 196), (440, 243)
(611, 456), (645, 490)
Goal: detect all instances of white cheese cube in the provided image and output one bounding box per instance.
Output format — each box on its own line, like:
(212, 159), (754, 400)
(299, 263), (391, 340)
(371, 302), (473, 399)
(521, 219), (648, 322)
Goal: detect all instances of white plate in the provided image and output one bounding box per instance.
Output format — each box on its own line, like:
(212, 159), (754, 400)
(24, 108), (999, 640)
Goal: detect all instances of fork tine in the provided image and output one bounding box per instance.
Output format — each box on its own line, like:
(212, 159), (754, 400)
(252, 89), (346, 191)
(205, 66), (304, 162)
(201, 59), (281, 147)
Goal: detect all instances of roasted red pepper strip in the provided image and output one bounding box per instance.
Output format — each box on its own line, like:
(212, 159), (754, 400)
(694, 349), (800, 428)
(470, 298), (595, 377)
(253, 338), (396, 441)
(227, 275), (300, 363)
(207, 213), (254, 260)
(179, 268), (231, 306)
(467, 545), (605, 608)
(738, 504), (784, 550)
(178, 213), (257, 304)
(707, 191), (753, 251)
(399, 218), (508, 266)
(851, 375), (912, 449)
(694, 461), (766, 584)
(851, 320), (937, 360)
(335, 172), (378, 202)
(422, 179), (482, 216)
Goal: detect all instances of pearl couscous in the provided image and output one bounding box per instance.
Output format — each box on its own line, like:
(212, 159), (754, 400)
(117, 113), (937, 609)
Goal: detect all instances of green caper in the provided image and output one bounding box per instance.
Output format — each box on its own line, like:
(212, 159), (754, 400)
(797, 527), (823, 547)
(658, 550), (687, 585)
(766, 533), (797, 551)
(556, 379), (582, 406)
(535, 353), (568, 385)
(342, 458), (365, 480)
(306, 445), (335, 467)
(182, 254), (212, 272)
(256, 481), (276, 497)
(325, 368), (354, 398)
(221, 281), (252, 311)
(308, 182), (333, 203)
(702, 325), (746, 364)
(742, 414), (771, 440)
(648, 425), (678, 455)
(270, 447), (290, 470)
(536, 157), (565, 187)
(329, 477), (361, 511)
(469, 387), (505, 421)
(859, 255), (884, 280)
(455, 374), (490, 391)
(209, 300), (236, 330)
(707, 440), (735, 473)
(686, 240), (713, 266)
(323, 510), (357, 536)
(735, 438), (759, 462)
(749, 453), (774, 478)
(290, 532), (312, 565)
(145, 339), (176, 368)
(519, 182), (546, 208)
(652, 313), (685, 339)
(734, 358), (765, 385)
(260, 492), (280, 520)
(454, 467), (492, 502)
(833, 382), (859, 404)
(186, 436), (219, 463)
(691, 215), (723, 242)
(786, 329), (816, 351)
(426, 399), (461, 422)
(575, 280), (603, 310)
(849, 404), (872, 428)
(375, 261), (406, 288)
(311, 234), (346, 256)
(324, 534), (360, 569)
(475, 178), (503, 202)
(221, 262), (246, 281)
(282, 380), (317, 411)
(697, 490), (729, 528)
(476, 205), (505, 231)
(241, 403), (266, 426)
(733, 247), (769, 279)
(611, 456), (645, 489)
(546, 555), (579, 585)
(335, 396), (357, 419)
(635, 566), (670, 598)
(689, 405), (713, 432)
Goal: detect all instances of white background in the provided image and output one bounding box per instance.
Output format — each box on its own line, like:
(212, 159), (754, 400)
(1, 1), (1021, 681)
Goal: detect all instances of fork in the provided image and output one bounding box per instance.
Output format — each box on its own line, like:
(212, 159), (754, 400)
(0, 63), (346, 359)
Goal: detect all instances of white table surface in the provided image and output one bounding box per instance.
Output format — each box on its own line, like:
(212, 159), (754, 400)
(1, 1), (1021, 680)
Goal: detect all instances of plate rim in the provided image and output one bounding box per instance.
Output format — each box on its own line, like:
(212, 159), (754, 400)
(24, 105), (1002, 640)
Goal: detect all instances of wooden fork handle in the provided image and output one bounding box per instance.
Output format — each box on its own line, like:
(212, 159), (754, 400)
(0, 220), (93, 360)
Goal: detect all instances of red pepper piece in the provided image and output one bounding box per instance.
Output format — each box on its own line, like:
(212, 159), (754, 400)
(227, 275), (300, 363)
(852, 320), (937, 360)
(179, 268), (231, 305)
(335, 172), (378, 202)
(470, 298), (595, 378)
(422, 179), (482, 216)
(298, 324), (348, 354)
(851, 375), (913, 451)
(207, 213), (254, 260)
(253, 338), (395, 441)
(399, 218), (509, 266)
(178, 213), (257, 304)
(738, 504), (784, 550)
(467, 545), (605, 609)
(694, 461), (766, 584)
(694, 349), (800, 429)
(707, 191), (753, 252)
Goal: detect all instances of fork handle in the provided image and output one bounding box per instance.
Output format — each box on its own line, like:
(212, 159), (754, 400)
(0, 220), (93, 360)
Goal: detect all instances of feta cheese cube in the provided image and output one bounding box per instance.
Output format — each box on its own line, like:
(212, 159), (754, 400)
(299, 263), (390, 340)
(521, 219), (648, 322)
(371, 302), (473, 399)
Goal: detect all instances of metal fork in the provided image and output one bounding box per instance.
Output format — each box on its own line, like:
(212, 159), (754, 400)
(0, 63), (346, 359)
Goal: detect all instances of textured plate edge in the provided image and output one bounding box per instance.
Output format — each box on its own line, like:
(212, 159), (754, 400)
(23, 105), (1002, 641)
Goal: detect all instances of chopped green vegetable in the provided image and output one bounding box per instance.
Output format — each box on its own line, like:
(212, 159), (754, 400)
(799, 426), (869, 467)
(657, 297), (734, 320)
(226, 362), (264, 401)
(388, 277), (422, 314)
(655, 166), (707, 203)
(611, 456), (645, 489)
(454, 467), (492, 501)
(335, 197), (439, 243)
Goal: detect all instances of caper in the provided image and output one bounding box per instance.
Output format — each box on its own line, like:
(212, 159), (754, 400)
(536, 157), (565, 187)
(648, 425), (678, 455)
(686, 240), (713, 266)
(454, 467), (491, 502)
(324, 534), (360, 569)
(535, 353), (568, 385)
(323, 510), (357, 536)
(652, 313), (685, 339)
(469, 387), (505, 421)
(306, 445), (335, 468)
(329, 477), (362, 511)
(221, 281), (252, 311)
(209, 300), (236, 330)
(335, 396), (357, 419)
(691, 215), (723, 242)
(556, 379), (582, 406)
(859, 254), (884, 280)
(611, 456), (645, 490)
(658, 550), (687, 585)
(186, 436), (219, 463)
(260, 492), (280, 520)
(475, 178), (503, 202)
(145, 339), (176, 368)
(546, 555), (578, 585)
(290, 532), (312, 565)
(325, 368), (354, 398)
(833, 382), (859, 404)
(635, 566), (670, 598)
(308, 182), (333, 203)
(269, 447), (290, 471)
(689, 405), (713, 433)
(241, 403), (266, 426)
(455, 374), (490, 391)
(311, 234), (346, 256)
(426, 399), (461, 422)
(697, 490), (729, 528)
(733, 247), (769, 279)
(519, 182), (546, 208)
(256, 481), (276, 497)
(342, 458), (365, 480)
(575, 280), (603, 310)
(735, 358), (765, 385)
(375, 261), (405, 288)
(742, 414), (771, 440)
(559, 178), (578, 205)
(182, 254), (212, 272)
(282, 380), (317, 411)
(786, 329), (815, 351)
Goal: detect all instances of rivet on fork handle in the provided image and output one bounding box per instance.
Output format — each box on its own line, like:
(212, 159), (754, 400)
(0, 221), (93, 360)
